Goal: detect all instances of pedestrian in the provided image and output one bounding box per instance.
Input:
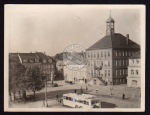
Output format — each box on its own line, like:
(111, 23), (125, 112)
(74, 89), (77, 93)
(86, 86), (88, 91)
(122, 93), (125, 100)
(42, 100), (45, 107)
(56, 95), (59, 101)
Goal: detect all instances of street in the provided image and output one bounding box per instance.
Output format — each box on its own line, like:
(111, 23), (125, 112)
(9, 80), (141, 108)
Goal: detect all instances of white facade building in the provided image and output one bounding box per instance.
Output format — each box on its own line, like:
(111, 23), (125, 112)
(127, 52), (141, 87)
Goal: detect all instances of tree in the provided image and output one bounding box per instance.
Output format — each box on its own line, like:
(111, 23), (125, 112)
(9, 61), (26, 102)
(23, 65), (45, 101)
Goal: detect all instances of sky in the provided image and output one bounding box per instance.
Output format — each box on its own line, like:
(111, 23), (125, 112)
(5, 5), (143, 56)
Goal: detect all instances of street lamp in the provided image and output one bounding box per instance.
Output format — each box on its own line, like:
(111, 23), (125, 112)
(110, 82), (113, 95)
(45, 77), (48, 107)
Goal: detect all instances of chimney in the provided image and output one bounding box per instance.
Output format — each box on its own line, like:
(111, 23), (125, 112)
(126, 34), (129, 45)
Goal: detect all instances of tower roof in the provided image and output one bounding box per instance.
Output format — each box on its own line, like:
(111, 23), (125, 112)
(86, 33), (140, 51)
(106, 17), (115, 23)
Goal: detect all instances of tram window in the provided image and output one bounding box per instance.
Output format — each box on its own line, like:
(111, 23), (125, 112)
(66, 97), (69, 100)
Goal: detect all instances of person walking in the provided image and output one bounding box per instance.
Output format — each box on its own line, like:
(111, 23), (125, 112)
(56, 95), (59, 101)
(74, 89), (77, 93)
(122, 93), (125, 100)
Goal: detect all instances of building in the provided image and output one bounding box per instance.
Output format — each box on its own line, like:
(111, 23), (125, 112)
(17, 52), (55, 81)
(64, 66), (87, 84)
(86, 14), (140, 85)
(127, 52), (141, 87)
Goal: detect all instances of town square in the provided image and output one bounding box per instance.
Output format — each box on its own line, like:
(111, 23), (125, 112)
(4, 5), (145, 111)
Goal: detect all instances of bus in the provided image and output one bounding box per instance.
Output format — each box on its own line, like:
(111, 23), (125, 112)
(61, 93), (101, 108)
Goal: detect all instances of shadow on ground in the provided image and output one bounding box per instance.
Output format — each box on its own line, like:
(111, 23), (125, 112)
(26, 88), (82, 102)
(101, 102), (117, 108)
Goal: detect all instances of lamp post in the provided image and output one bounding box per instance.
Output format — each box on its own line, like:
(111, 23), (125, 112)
(110, 82), (113, 95)
(45, 77), (48, 107)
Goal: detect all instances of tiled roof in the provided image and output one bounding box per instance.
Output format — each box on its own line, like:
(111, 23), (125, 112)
(36, 52), (48, 60)
(129, 51), (141, 59)
(9, 53), (20, 63)
(87, 33), (140, 51)
(18, 53), (39, 59)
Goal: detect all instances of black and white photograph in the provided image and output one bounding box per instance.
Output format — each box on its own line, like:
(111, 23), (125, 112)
(4, 5), (145, 112)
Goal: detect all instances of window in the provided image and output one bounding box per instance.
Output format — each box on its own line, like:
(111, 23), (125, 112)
(123, 69), (124, 75)
(136, 59), (139, 64)
(119, 51), (121, 56)
(88, 52), (90, 58)
(116, 70), (118, 76)
(131, 70), (134, 75)
(132, 59), (134, 64)
(97, 61), (99, 66)
(116, 60), (118, 66)
(48, 59), (52, 63)
(104, 52), (107, 58)
(88, 61), (90, 66)
(51, 65), (54, 68)
(101, 51), (103, 57)
(29, 59), (34, 63)
(97, 52), (99, 58)
(23, 59), (28, 63)
(66, 97), (69, 100)
(136, 70), (138, 75)
(126, 60), (128, 66)
(122, 60), (124, 66)
(120, 69), (122, 75)
(116, 51), (118, 56)
(108, 61), (110, 66)
(35, 59), (39, 62)
(105, 70), (107, 77)
(108, 70), (110, 77)
(94, 52), (95, 58)
(101, 61), (103, 66)
(94, 61), (96, 66)
(122, 51), (124, 56)
(91, 52), (93, 58)
(129, 52), (131, 56)
(108, 51), (110, 57)
(119, 60), (122, 66)
(125, 51), (128, 56)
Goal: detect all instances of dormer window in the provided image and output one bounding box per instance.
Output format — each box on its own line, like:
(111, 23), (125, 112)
(29, 59), (34, 63)
(48, 59), (52, 63)
(23, 59), (28, 63)
(43, 59), (47, 63)
(35, 59), (39, 62)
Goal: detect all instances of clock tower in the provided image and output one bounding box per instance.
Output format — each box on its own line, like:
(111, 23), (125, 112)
(106, 11), (115, 35)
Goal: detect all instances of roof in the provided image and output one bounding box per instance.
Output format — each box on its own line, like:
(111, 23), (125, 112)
(9, 53), (20, 63)
(36, 52), (48, 60)
(18, 53), (39, 59)
(87, 33), (140, 51)
(63, 93), (97, 100)
(106, 16), (115, 23)
(129, 51), (141, 59)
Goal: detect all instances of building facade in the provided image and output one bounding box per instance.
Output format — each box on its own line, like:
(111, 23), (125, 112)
(17, 52), (55, 81)
(64, 66), (87, 84)
(86, 15), (140, 85)
(127, 52), (141, 87)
